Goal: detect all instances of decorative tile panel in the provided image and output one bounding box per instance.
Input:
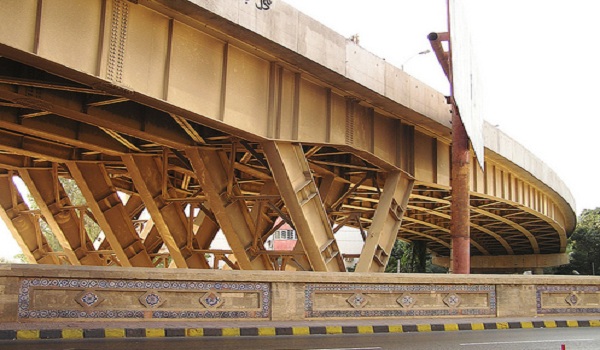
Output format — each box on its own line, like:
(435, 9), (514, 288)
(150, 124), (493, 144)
(200, 291), (223, 309)
(18, 278), (270, 320)
(139, 290), (164, 308)
(75, 290), (104, 308)
(443, 293), (461, 308)
(346, 293), (368, 309)
(536, 285), (600, 314)
(305, 284), (495, 318)
(565, 292), (580, 307)
(397, 293), (416, 308)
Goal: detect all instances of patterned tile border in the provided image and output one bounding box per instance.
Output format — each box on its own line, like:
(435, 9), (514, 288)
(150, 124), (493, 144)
(2, 319), (599, 341)
(18, 278), (270, 319)
(536, 285), (600, 314)
(305, 284), (496, 318)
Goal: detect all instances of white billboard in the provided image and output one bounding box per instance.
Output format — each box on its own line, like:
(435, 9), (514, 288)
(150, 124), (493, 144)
(450, 0), (485, 169)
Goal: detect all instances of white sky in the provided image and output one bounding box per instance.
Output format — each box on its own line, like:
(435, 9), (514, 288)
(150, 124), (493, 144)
(2, 0), (600, 259)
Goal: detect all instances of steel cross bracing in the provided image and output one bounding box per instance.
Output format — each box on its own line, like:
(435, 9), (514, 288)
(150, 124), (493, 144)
(0, 0), (572, 272)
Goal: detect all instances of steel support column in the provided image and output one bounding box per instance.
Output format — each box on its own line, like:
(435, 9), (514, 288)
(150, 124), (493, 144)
(122, 154), (207, 268)
(355, 171), (414, 272)
(263, 141), (345, 272)
(450, 106), (471, 274)
(67, 162), (153, 267)
(186, 147), (272, 270)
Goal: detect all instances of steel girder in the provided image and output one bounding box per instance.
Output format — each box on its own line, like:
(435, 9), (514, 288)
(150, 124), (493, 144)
(355, 171), (413, 273)
(263, 141), (345, 272)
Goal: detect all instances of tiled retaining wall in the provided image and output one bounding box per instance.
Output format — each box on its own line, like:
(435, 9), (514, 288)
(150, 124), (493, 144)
(1, 264), (599, 322)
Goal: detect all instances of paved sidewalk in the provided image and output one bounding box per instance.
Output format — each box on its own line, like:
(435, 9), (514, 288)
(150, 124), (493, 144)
(1, 316), (599, 341)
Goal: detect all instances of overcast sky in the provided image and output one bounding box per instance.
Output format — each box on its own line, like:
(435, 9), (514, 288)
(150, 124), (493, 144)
(1, 0), (599, 260)
(284, 0), (600, 215)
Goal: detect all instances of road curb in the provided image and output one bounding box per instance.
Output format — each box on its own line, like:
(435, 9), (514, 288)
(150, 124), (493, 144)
(1, 320), (599, 341)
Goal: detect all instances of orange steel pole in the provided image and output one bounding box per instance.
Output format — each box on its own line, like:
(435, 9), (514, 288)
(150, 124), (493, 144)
(428, 1), (472, 274)
(447, 0), (471, 274)
(450, 100), (471, 274)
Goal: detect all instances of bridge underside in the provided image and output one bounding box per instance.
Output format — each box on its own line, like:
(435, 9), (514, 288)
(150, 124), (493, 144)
(0, 0), (571, 273)
(0, 57), (566, 272)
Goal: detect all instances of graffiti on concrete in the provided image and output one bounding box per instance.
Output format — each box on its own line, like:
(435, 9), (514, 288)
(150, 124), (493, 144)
(245, 0), (272, 10)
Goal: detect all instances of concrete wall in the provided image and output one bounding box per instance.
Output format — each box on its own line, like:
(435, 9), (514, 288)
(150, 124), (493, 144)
(2, 264), (599, 323)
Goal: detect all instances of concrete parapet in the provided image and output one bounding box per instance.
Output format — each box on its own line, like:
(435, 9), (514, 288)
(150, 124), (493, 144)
(2, 264), (599, 324)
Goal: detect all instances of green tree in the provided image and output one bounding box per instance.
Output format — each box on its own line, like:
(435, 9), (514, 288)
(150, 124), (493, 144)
(384, 240), (447, 273)
(385, 240), (406, 273)
(400, 240), (427, 273)
(565, 208), (600, 275)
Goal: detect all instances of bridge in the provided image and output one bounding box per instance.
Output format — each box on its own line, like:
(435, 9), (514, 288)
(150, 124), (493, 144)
(0, 0), (575, 275)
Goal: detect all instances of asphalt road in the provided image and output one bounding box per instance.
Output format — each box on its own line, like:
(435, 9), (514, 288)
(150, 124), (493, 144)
(0, 328), (597, 350)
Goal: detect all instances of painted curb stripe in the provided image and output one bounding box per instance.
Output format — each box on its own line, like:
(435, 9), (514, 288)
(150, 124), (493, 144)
(240, 328), (258, 336)
(521, 321), (534, 329)
(0, 330), (16, 340)
(372, 325), (390, 333)
(443, 323), (459, 331)
(292, 326), (310, 335)
(388, 325), (403, 333)
(186, 328), (203, 337)
(275, 327), (293, 336)
(357, 325), (374, 334)
(125, 328), (145, 337)
(40, 329), (62, 339)
(105, 328), (125, 338)
(402, 324), (418, 332)
(417, 324), (431, 332)
(458, 323), (473, 331)
(326, 326), (343, 334)
(145, 328), (165, 338)
(222, 328), (240, 337)
(62, 329), (83, 339)
(471, 323), (485, 330)
(16, 330), (39, 340)
(83, 328), (105, 338)
(165, 328), (186, 337)
(4, 320), (600, 341)
(258, 327), (276, 336)
(341, 326), (358, 334)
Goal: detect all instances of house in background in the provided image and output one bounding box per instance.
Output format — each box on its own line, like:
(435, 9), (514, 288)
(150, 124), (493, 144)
(269, 221), (297, 251)
(265, 219), (363, 270)
(209, 218), (363, 270)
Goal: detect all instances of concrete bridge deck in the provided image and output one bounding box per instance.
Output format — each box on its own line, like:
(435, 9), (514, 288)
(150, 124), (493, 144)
(0, 0), (575, 273)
